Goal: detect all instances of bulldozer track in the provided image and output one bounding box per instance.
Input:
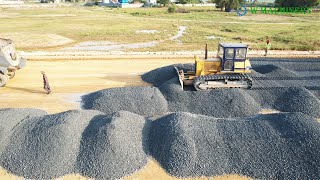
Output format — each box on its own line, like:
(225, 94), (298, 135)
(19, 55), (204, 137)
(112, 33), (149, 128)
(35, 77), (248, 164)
(194, 74), (253, 90)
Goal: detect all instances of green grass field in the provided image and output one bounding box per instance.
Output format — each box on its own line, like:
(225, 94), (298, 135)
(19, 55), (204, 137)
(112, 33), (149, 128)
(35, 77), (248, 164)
(0, 4), (319, 51)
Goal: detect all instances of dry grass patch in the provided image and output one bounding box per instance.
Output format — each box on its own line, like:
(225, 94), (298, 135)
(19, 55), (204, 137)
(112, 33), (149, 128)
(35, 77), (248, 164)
(0, 32), (74, 48)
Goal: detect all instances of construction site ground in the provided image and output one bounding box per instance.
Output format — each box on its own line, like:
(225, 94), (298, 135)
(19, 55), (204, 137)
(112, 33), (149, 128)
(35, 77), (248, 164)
(1, 55), (320, 180)
(1, 4), (319, 179)
(0, 57), (254, 180)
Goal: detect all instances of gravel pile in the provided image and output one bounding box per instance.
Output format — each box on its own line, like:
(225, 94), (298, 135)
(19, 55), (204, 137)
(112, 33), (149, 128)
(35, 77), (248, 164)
(251, 58), (320, 76)
(140, 61), (320, 118)
(0, 110), (102, 179)
(149, 112), (320, 179)
(252, 64), (298, 77)
(274, 88), (320, 117)
(250, 69), (265, 77)
(77, 111), (149, 180)
(0, 108), (47, 155)
(82, 67), (261, 118)
(141, 63), (193, 87)
(0, 108), (47, 138)
(248, 87), (320, 117)
(0, 109), (150, 179)
(159, 77), (261, 118)
(82, 86), (168, 117)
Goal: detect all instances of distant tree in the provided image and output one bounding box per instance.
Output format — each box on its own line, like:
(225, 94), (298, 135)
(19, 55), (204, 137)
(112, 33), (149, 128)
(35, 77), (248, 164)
(215, 0), (244, 12)
(168, 4), (176, 12)
(160, 0), (170, 6)
(179, 0), (188, 4)
(275, 0), (318, 7)
(215, 0), (226, 11)
(178, 0), (200, 4)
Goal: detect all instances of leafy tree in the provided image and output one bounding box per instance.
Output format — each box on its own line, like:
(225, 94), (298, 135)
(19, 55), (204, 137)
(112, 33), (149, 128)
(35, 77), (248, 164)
(159, 0), (170, 6)
(179, 0), (188, 4)
(179, 0), (200, 4)
(215, 0), (244, 12)
(168, 4), (176, 13)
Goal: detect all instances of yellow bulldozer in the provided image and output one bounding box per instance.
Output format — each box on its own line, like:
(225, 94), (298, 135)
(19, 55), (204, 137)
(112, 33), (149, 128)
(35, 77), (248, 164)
(175, 42), (253, 90)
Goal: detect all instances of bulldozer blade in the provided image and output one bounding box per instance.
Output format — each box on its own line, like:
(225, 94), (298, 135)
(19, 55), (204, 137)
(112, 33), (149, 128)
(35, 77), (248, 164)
(174, 66), (184, 90)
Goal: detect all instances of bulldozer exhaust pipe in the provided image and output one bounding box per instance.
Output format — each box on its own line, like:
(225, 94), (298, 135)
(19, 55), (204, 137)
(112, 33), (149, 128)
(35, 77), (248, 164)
(205, 43), (208, 59)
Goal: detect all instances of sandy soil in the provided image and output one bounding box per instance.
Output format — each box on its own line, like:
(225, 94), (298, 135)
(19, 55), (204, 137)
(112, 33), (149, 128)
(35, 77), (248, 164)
(0, 58), (255, 179)
(259, 109), (281, 114)
(0, 59), (191, 113)
(0, 160), (251, 180)
(0, 12), (20, 18)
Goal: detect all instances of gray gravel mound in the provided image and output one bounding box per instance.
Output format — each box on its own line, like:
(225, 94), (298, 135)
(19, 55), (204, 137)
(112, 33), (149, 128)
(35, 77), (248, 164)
(82, 86), (168, 117)
(250, 69), (266, 77)
(0, 108), (47, 139)
(252, 64), (298, 77)
(248, 87), (320, 117)
(159, 78), (261, 118)
(274, 87), (320, 117)
(77, 111), (149, 180)
(0, 108), (47, 155)
(141, 64), (193, 87)
(141, 61), (320, 117)
(149, 112), (320, 179)
(0, 110), (102, 179)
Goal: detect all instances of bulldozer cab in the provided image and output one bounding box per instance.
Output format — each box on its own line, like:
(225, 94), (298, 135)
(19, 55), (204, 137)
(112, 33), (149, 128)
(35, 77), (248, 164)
(217, 43), (248, 71)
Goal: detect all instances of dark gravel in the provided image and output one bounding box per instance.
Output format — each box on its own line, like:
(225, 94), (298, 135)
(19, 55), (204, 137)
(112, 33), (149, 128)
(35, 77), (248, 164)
(159, 77), (261, 118)
(82, 59), (320, 118)
(275, 88), (320, 117)
(141, 63), (194, 87)
(149, 112), (320, 179)
(0, 110), (102, 179)
(140, 59), (320, 118)
(0, 109), (150, 179)
(0, 108), (47, 138)
(77, 111), (149, 180)
(252, 64), (298, 77)
(247, 87), (320, 117)
(82, 86), (168, 117)
(0, 108), (47, 155)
